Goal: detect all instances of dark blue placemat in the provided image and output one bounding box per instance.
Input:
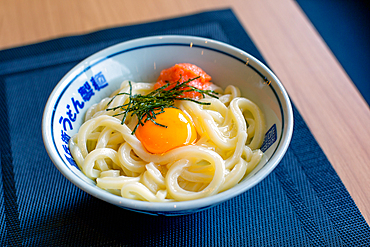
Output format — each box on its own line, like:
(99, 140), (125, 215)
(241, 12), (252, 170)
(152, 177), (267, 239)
(296, 0), (370, 106)
(1, 9), (369, 246)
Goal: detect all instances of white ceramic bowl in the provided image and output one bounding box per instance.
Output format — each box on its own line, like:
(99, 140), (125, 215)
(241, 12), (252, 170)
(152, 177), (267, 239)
(42, 35), (293, 215)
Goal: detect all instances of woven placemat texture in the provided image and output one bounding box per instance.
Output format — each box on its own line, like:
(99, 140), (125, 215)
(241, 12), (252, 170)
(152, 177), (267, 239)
(1, 9), (369, 246)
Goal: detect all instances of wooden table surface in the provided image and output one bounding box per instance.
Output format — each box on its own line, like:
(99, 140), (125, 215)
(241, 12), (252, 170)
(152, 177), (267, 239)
(1, 0), (369, 224)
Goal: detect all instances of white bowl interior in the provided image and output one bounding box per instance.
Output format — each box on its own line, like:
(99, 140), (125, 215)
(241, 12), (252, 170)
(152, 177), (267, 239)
(42, 35), (293, 215)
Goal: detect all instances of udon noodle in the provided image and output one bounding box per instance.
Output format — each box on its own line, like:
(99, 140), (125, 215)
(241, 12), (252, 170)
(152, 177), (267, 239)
(69, 80), (265, 202)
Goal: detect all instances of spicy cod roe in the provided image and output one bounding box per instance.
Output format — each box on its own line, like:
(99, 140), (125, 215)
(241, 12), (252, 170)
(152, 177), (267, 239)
(154, 63), (212, 99)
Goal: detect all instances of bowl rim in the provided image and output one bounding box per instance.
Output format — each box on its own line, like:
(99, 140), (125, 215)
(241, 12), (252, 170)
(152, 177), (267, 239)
(42, 35), (294, 214)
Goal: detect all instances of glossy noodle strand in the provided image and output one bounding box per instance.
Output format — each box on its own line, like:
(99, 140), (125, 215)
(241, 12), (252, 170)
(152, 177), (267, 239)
(69, 80), (266, 202)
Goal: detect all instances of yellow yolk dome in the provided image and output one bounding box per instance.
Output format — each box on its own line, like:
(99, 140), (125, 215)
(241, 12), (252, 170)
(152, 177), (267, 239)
(135, 108), (197, 154)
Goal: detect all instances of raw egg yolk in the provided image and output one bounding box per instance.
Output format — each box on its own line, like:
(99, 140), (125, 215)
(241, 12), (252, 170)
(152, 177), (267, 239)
(135, 108), (197, 154)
